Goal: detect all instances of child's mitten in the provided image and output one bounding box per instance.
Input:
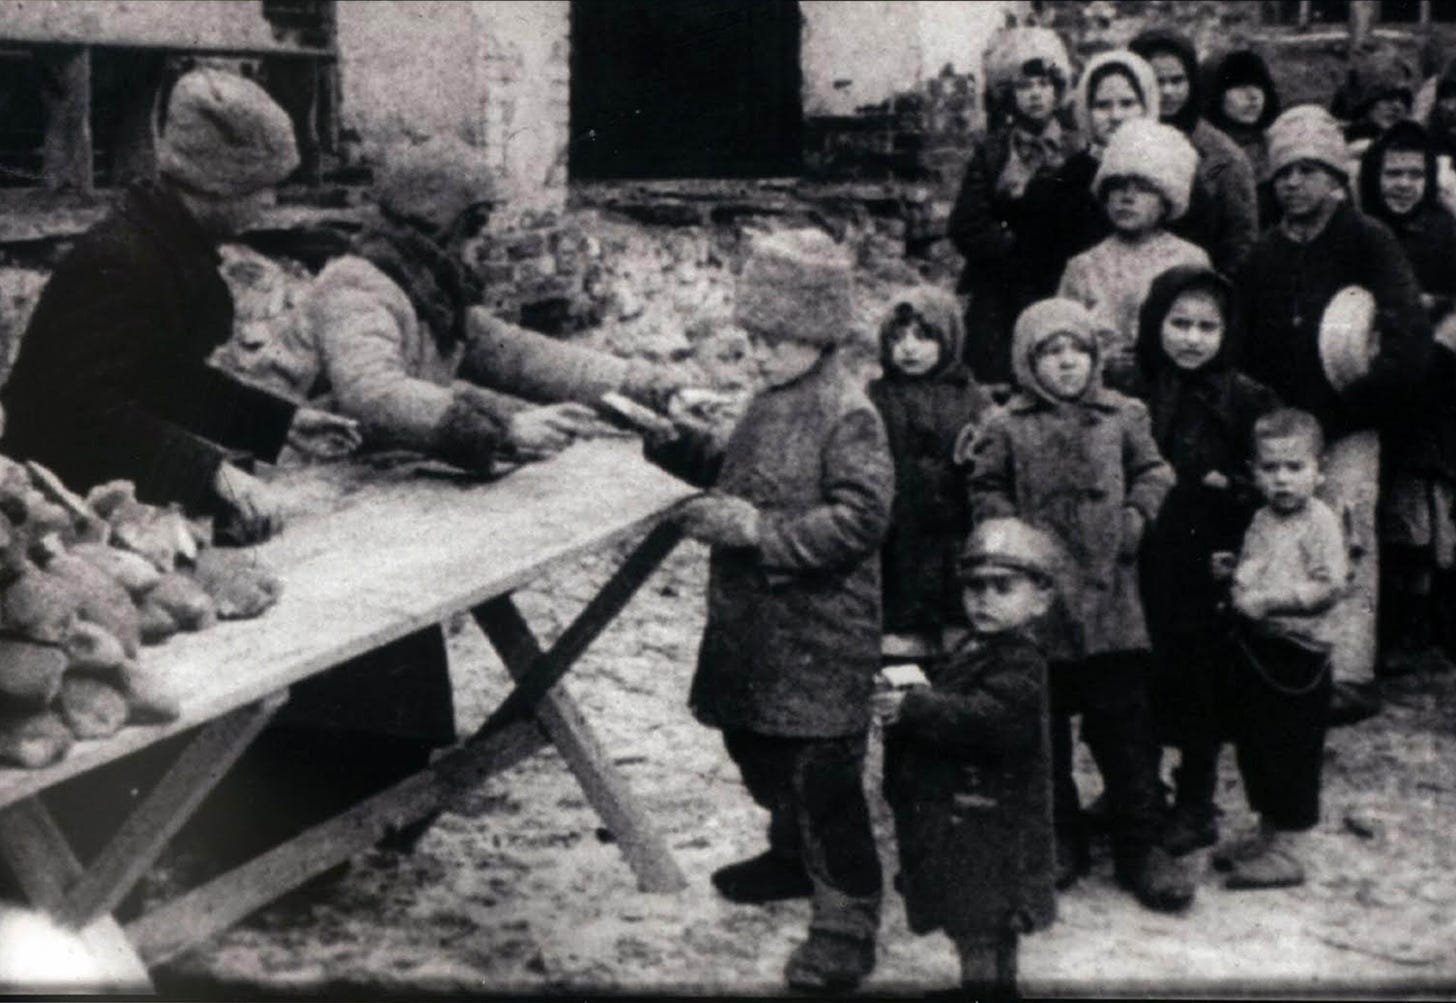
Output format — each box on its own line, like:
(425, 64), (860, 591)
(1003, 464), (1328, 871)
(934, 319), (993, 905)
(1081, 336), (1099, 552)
(147, 573), (218, 632)
(69, 543), (162, 600)
(191, 549), (282, 620)
(56, 675), (129, 740)
(117, 662), (182, 724)
(45, 553), (141, 657)
(63, 621), (129, 675)
(676, 494), (761, 548)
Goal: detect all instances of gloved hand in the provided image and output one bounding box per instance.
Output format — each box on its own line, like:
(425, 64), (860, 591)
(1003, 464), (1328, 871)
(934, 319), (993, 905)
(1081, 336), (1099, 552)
(621, 359), (692, 413)
(1118, 506), (1145, 561)
(677, 494), (761, 548)
(435, 395), (508, 474)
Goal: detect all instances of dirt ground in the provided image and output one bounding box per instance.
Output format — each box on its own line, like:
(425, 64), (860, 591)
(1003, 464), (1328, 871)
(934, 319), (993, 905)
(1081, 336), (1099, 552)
(148, 532), (1456, 999)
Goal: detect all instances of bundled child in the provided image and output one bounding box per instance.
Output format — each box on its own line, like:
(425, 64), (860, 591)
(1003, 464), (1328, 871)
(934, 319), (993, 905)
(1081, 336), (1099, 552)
(1357, 121), (1456, 675)
(962, 297), (1191, 912)
(1213, 408), (1349, 889)
(1058, 118), (1209, 394)
(1134, 265), (1279, 855)
(879, 518), (1062, 996)
(949, 26), (1082, 384)
(1205, 49), (1284, 205)
(870, 287), (991, 659)
(645, 229), (894, 993)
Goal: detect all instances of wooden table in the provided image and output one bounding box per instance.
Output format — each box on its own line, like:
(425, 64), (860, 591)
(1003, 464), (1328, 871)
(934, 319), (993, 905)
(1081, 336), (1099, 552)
(0, 438), (696, 992)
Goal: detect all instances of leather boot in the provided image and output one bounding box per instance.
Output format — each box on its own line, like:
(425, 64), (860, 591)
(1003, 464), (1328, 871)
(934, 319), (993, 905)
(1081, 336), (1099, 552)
(711, 851), (811, 904)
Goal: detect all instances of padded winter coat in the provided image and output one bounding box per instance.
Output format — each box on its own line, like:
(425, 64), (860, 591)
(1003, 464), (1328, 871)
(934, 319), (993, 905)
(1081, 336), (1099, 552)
(646, 351), (893, 737)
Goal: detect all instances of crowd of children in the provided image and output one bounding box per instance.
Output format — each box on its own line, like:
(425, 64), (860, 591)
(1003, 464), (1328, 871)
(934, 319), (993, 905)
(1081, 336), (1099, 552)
(646, 24), (1456, 998)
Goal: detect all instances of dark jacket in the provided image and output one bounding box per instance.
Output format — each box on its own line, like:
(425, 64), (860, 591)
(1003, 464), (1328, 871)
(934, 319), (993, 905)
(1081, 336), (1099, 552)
(1236, 200), (1431, 441)
(883, 630), (1056, 939)
(869, 288), (991, 634)
(1130, 29), (1260, 273)
(1134, 266), (1279, 644)
(1, 181), (295, 511)
(948, 119), (1086, 383)
(1204, 49), (1282, 181)
(646, 350), (894, 737)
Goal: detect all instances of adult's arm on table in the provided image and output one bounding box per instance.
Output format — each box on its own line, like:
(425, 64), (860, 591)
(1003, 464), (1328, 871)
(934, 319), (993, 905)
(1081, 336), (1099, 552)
(462, 308), (629, 406)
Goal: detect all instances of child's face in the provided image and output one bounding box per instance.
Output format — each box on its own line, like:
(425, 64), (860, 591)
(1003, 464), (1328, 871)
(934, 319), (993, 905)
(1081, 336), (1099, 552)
(1013, 73), (1058, 125)
(751, 333), (823, 388)
(1104, 176), (1166, 235)
(1254, 435), (1323, 513)
(1221, 85), (1266, 126)
(1089, 72), (1145, 146)
(1032, 332), (1094, 399)
(962, 567), (1051, 635)
(886, 321), (943, 377)
(1273, 160), (1342, 221)
(1160, 288), (1225, 371)
(1379, 149), (1427, 216)
(1366, 95), (1411, 132)
(1149, 53), (1191, 121)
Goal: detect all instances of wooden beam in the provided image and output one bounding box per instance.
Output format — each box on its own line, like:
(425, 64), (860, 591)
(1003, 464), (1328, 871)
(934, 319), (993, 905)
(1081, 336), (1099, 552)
(60, 693), (286, 929)
(1350, 0), (1378, 43)
(39, 46), (93, 195)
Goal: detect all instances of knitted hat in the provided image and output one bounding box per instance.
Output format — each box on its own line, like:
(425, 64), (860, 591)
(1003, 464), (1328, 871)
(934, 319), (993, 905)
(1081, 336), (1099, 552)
(957, 517), (1065, 586)
(1010, 297), (1103, 401)
(1093, 118), (1199, 220)
(983, 27), (1073, 110)
(734, 229), (853, 346)
(1266, 104), (1350, 182)
(1073, 50), (1161, 143)
(158, 69), (299, 197)
(375, 138), (501, 233)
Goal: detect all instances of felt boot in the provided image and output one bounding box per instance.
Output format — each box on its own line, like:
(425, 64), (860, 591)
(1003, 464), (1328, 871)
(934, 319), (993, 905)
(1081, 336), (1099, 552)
(1117, 845), (1195, 912)
(1225, 831), (1306, 889)
(784, 883), (879, 991)
(711, 851), (812, 904)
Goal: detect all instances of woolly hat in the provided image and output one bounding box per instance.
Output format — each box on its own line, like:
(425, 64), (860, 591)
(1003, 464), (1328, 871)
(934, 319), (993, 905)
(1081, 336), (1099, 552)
(375, 138), (501, 233)
(1073, 50), (1161, 143)
(878, 285), (964, 378)
(983, 27), (1073, 109)
(1093, 118), (1199, 220)
(957, 517), (1066, 585)
(1266, 104), (1350, 182)
(735, 229), (854, 346)
(158, 69), (299, 197)
(1010, 297), (1103, 401)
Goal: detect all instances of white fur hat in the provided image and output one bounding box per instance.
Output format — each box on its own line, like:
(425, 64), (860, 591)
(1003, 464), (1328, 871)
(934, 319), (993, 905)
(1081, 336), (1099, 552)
(1092, 118), (1199, 220)
(1266, 104), (1351, 182)
(983, 27), (1073, 101)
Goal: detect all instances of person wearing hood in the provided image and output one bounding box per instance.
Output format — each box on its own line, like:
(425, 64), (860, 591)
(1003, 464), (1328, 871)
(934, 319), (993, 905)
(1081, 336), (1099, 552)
(1333, 47), (1418, 144)
(1131, 29), (1259, 274)
(1357, 122), (1456, 678)
(869, 287), (991, 654)
(1236, 105), (1433, 722)
(1134, 265), (1279, 855)
(948, 27), (1083, 384)
(1205, 49), (1284, 187)
(962, 298), (1192, 913)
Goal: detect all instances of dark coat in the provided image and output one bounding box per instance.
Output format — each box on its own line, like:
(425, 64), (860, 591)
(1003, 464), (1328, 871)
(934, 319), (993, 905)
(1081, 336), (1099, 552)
(1236, 200), (1431, 442)
(948, 121), (1087, 383)
(1204, 50), (1282, 220)
(1, 181), (295, 512)
(869, 288), (991, 634)
(883, 630), (1056, 939)
(647, 351), (894, 737)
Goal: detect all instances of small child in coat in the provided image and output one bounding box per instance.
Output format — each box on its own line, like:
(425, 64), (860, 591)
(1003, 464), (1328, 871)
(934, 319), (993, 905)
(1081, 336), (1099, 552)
(869, 287), (991, 659)
(645, 229), (894, 993)
(963, 298), (1190, 913)
(880, 517), (1061, 997)
(1058, 118), (1210, 394)
(1134, 265), (1279, 855)
(1213, 408), (1349, 890)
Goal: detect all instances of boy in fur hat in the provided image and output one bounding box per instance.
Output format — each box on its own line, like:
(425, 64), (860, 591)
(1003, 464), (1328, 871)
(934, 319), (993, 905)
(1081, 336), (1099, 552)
(645, 229), (894, 992)
(879, 518), (1061, 996)
(1058, 119), (1209, 393)
(869, 287), (990, 658)
(962, 298), (1191, 913)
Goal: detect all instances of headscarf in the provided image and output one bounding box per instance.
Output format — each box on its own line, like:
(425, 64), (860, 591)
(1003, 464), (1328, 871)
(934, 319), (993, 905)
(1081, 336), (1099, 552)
(1135, 264), (1236, 381)
(877, 285), (966, 380)
(1358, 119), (1440, 223)
(1073, 50), (1161, 151)
(1010, 298), (1103, 404)
(1130, 28), (1202, 135)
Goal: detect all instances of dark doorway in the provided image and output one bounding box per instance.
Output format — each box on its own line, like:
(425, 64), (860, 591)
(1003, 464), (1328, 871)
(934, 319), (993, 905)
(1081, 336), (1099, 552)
(569, 0), (802, 180)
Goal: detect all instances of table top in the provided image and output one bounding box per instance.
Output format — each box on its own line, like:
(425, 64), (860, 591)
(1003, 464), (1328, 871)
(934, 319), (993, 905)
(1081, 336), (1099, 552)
(0, 438), (695, 810)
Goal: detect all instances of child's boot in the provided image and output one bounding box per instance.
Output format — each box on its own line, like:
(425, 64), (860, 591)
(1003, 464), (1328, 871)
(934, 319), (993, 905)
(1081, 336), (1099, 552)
(784, 886), (879, 991)
(711, 850), (812, 904)
(1118, 844), (1195, 912)
(1225, 829), (1305, 889)
(1164, 749), (1219, 856)
(1211, 817), (1275, 871)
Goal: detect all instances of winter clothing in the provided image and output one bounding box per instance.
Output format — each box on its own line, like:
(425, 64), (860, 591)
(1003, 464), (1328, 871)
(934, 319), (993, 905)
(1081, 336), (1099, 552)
(677, 494), (761, 548)
(1, 180), (296, 512)
(157, 69), (299, 196)
(1205, 49), (1283, 183)
(982, 27), (1073, 117)
(1058, 231), (1210, 391)
(1131, 28), (1261, 273)
(646, 349), (894, 736)
(869, 287), (990, 634)
(375, 138), (501, 233)
(734, 229), (854, 346)
(1266, 104), (1351, 182)
(948, 116), (1086, 382)
(1333, 47), (1418, 140)
(883, 629), (1056, 940)
(1235, 499), (1350, 652)
(1237, 200), (1431, 442)
(1359, 121), (1456, 299)
(1093, 118), (1200, 222)
(1073, 51), (1161, 152)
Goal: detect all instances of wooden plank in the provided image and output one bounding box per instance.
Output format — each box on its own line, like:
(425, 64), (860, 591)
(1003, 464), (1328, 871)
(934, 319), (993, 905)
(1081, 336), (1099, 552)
(39, 46), (92, 195)
(128, 717), (548, 967)
(0, 440), (694, 810)
(0, 0), (335, 55)
(475, 593), (688, 894)
(0, 799), (152, 992)
(60, 693), (286, 928)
